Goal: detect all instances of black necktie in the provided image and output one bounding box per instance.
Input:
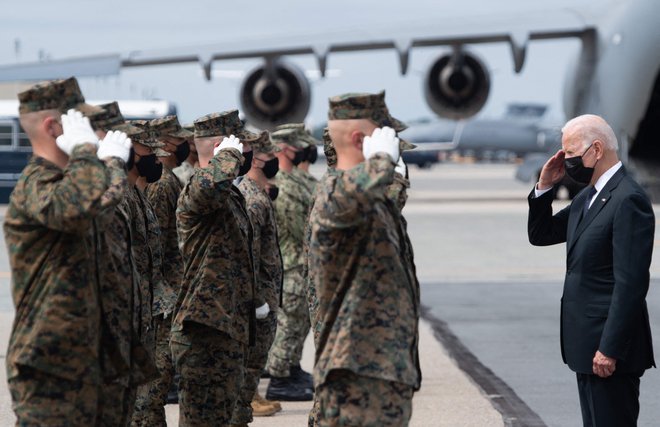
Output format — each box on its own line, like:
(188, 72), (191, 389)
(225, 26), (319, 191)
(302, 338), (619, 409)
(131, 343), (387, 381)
(583, 186), (597, 217)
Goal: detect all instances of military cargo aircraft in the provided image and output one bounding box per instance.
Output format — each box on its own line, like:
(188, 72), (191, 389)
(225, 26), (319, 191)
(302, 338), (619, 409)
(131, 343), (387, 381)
(0, 0), (658, 197)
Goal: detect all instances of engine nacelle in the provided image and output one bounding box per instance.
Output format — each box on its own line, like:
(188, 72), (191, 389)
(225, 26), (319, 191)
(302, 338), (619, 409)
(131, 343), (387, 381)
(424, 51), (490, 120)
(240, 60), (311, 130)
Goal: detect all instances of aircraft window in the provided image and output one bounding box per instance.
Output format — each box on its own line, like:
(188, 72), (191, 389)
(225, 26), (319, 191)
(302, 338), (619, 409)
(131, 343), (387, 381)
(0, 123), (13, 147)
(18, 135), (30, 147)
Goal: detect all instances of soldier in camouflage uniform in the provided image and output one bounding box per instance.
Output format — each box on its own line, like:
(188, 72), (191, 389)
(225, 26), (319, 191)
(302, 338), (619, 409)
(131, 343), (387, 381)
(173, 123), (198, 186)
(307, 92), (421, 426)
(278, 123), (319, 194)
(265, 125), (316, 402)
(120, 121), (178, 427)
(3, 78), (130, 426)
(171, 110), (258, 426)
(89, 102), (161, 427)
(128, 115), (193, 425)
(231, 132), (284, 423)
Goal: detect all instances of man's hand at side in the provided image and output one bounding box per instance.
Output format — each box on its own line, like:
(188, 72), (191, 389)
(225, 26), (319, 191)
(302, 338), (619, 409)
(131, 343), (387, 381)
(593, 350), (616, 378)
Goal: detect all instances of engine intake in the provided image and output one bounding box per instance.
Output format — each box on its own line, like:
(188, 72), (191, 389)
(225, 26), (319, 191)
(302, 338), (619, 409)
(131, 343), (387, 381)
(240, 60), (311, 130)
(424, 51), (490, 120)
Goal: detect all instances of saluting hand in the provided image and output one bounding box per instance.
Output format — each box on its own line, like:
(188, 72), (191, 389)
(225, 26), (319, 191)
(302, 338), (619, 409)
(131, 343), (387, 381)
(97, 130), (132, 162)
(363, 126), (400, 162)
(537, 149), (565, 190)
(56, 109), (100, 155)
(593, 350), (616, 378)
(214, 134), (243, 157)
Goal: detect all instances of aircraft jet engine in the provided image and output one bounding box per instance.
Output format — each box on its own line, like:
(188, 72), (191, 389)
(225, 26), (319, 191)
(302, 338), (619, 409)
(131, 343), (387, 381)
(239, 60), (311, 130)
(423, 50), (490, 120)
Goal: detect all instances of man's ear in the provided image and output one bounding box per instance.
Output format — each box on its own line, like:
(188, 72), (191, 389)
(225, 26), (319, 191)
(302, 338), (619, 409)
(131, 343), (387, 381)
(351, 130), (365, 151)
(592, 139), (604, 159)
(43, 116), (61, 140)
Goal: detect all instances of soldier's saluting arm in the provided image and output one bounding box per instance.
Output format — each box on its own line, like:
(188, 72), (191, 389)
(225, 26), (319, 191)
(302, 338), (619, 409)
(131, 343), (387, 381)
(320, 149), (397, 228)
(179, 136), (243, 215)
(20, 111), (116, 233)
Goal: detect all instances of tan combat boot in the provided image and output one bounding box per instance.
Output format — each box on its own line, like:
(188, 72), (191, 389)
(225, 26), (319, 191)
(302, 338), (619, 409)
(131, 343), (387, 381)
(251, 391), (282, 416)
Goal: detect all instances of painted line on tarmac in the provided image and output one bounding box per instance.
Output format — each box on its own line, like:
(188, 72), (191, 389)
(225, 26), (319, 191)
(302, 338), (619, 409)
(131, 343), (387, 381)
(421, 305), (547, 427)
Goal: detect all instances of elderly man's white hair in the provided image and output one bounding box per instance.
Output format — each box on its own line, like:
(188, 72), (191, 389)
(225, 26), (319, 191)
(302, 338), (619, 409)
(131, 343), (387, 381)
(562, 114), (619, 151)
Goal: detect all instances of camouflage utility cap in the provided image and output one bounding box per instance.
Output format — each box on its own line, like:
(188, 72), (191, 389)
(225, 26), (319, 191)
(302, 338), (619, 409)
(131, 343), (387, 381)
(328, 91), (415, 151)
(128, 120), (170, 157)
(271, 126), (308, 149)
(194, 110), (259, 141)
(18, 77), (103, 116)
(328, 91), (406, 131)
(150, 115), (194, 139)
(251, 131), (281, 154)
(277, 123), (320, 148)
(183, 123), (195, 134)
(90, 102), (143, 136)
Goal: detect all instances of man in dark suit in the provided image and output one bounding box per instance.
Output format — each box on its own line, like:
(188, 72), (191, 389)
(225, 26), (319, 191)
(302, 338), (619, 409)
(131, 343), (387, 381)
(528, 114), (655, 426)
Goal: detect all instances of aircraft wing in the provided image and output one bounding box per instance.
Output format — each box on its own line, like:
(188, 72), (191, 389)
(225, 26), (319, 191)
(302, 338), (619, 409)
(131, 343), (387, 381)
(0, 9), (594, 82)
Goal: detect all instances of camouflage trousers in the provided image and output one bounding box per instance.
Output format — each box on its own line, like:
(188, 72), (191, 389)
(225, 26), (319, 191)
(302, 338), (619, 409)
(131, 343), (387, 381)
(267, 268), (310, 377)
(231, 312), (278, 424)
(98, 381), (137, 427)
(171, 322), (246, 427)
(8, 366), (100, 427)
(308, 394), (321, 427)
(131, 314), (173, 427)
(316, 370), (413, 427)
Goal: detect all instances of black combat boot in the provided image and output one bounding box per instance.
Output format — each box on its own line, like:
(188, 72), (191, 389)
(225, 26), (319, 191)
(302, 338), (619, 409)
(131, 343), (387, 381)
(290, 363), (314, 389)
(266, 375), (313, 401)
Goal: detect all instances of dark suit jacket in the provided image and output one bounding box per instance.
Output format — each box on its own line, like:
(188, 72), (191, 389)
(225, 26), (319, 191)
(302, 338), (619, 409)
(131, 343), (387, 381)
(528, 166), (655, 374)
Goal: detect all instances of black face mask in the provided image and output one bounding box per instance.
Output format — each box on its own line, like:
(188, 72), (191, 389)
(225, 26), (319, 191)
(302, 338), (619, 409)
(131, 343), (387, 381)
(564, 144), (596, 184)
(292, 150), (305, 166)
(174, 141), (190, 166)
(239, 150), (253, 176)
(262, 157), (279, 179)
(268, 186), (279, 201)
(136, 154), (163, 183)
(126, 147), (135, 170)
(305, 145), (318, 164)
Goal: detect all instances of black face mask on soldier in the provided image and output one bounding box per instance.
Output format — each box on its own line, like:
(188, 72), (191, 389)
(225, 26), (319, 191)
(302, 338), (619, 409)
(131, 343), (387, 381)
(136, 154), (163, 183)
(564, 143), (596, 184)
(292, 150), (305, 166)
(239, 150), (253, 176)
(306, 145), (318, 164)
(268, 185), (279, 201)
(262, 157), (279, 179)
(174, 141), (190, 166)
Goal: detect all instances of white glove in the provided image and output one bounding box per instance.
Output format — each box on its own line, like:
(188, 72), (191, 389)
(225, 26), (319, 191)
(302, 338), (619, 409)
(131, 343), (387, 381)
(97, 130), (132, 162)
(395, 155), (407, 176)
(214, 134), (243, 157)
(362, 126), (399, 162)
(255, 302), (270, 319)
(56, 109), (99, 155)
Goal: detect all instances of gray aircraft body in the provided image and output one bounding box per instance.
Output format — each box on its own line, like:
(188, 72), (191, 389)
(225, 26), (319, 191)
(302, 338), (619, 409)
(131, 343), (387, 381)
(0, 0), (658, 196)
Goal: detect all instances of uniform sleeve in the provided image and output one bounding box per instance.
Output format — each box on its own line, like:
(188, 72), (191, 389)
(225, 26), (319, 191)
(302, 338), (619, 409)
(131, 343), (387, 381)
(146, 179), (176, 232)
(248, 198), (267, 307)
(179, 148), (242, 215)
(275, 175), (312, 244)
(24, 143), (110, 233)
(100, 157), (128, 211)
(600, 193), (655, 360)
(386, 172), (410, 212)
(319, 153), (395, 228)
